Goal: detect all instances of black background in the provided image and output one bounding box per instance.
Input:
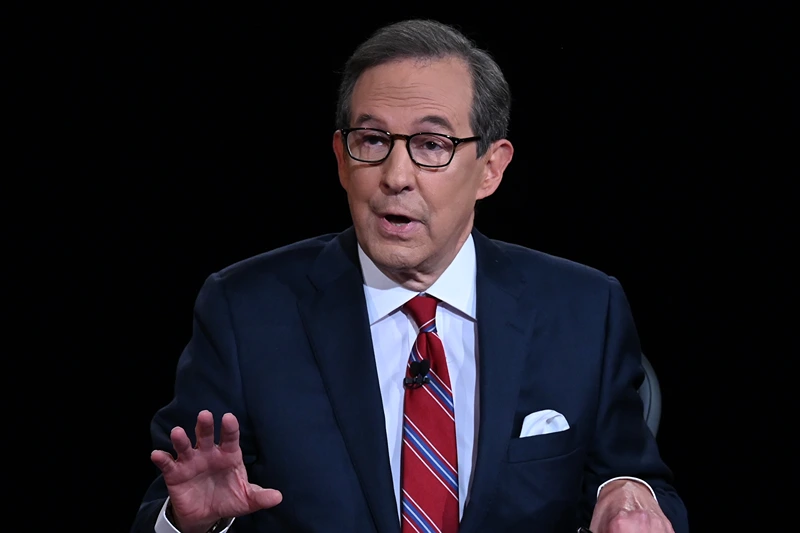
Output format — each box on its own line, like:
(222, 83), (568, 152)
(17, 3), (791, 531)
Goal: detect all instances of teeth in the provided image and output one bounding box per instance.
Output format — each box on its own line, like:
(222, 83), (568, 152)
(384, 215), (410, 226)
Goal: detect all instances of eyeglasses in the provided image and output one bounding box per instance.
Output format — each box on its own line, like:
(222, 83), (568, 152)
(340, 127), (481, 168)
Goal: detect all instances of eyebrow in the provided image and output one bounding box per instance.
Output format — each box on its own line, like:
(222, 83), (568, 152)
(351, 113), (456, 133)
(353, 114), (378, 127)
(415, 115), (455, 133)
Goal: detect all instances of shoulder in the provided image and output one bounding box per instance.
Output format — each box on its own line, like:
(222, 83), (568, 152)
(482, 235), (634, 332)
(203, 231), (342, 299)
(220, 232), (337, 277)
(486, 236), (617, 291)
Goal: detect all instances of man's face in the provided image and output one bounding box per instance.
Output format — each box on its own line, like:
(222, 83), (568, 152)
(333, 57), (513, 287)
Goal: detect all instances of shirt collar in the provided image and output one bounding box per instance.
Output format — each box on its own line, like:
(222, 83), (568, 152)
(358, 235), (477, 325)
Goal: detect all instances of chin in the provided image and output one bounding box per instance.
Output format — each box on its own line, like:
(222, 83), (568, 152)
(365, 240), (424, 273)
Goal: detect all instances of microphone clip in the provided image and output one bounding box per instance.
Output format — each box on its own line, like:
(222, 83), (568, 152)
(403, 360), (431, 389)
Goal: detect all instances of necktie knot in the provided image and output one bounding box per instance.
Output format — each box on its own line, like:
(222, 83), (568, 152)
(404, 294), (438, 329)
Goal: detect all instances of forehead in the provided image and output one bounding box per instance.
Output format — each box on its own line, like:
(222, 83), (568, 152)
(350, 57), (473, 133)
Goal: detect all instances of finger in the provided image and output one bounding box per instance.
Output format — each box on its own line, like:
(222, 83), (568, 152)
(194, 410), (216, 450)
(150, 449), (176, 474)
(249, 487), (283, 510)
(219, 413), (241, 453)
(170, 426), (194, 458)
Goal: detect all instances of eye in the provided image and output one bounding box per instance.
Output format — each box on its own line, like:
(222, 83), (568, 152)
(423, 140), (444, 151)
(362, 134), (387, 146)
(413, 134), (450, 152)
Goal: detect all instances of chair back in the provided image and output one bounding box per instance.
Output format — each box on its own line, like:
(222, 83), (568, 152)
(639, 353), (662, 436)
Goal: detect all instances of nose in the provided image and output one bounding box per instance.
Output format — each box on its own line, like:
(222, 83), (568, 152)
(380, 139), (418, 194)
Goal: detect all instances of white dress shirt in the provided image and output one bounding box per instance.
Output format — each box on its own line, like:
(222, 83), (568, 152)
(360, 234), (479, 521)
(154, 234), (654, 532)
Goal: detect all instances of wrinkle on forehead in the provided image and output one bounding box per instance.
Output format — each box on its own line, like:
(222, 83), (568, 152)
(350, 58), (473, 134)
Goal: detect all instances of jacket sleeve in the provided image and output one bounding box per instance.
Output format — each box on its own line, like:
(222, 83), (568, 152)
(580, 276), (689, 532)
(130, 273), (253, 532)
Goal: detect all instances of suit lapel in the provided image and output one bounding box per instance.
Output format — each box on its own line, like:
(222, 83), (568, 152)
(459, 230), (539, 533)
(297, 228), (399, 533)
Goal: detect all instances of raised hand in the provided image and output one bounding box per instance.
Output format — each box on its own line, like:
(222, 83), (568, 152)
(150, 410), (282, 533)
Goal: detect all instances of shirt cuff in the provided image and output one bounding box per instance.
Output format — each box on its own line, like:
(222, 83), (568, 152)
(154, 498), (235, 533)
(596, 476), (658, 502)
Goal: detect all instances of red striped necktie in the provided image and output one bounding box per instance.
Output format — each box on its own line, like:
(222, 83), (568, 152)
(400, 294), (459, 533)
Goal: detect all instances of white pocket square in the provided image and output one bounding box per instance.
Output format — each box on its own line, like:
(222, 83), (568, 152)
(519, 409), (570, 438)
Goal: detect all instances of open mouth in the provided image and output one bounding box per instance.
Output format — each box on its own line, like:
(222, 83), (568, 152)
(384, 214), (413, 226)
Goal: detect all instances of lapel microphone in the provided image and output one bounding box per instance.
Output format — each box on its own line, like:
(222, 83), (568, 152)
(403, 360), (431, 389)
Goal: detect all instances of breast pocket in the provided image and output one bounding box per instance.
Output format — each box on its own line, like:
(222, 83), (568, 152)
(506, 427), (580, 463)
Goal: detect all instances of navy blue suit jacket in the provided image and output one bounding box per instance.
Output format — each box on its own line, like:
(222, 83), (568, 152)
(131, 227), (688, 532)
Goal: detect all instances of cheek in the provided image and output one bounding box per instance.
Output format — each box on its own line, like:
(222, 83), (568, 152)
(345, 170), (377, 201)
(425, 173), (480, 213)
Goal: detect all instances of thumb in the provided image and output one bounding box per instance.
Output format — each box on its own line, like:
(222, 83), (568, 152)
(250, 487), (283, 510)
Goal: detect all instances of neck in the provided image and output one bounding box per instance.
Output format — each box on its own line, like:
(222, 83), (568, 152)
(379, 226), (473, 292)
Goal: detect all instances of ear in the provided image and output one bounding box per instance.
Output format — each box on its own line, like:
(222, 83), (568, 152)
(475, 139), (514, 200)
(333, 130), (350, 189)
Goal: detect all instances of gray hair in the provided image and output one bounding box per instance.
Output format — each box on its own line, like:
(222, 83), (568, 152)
(335, 19), (511, 157)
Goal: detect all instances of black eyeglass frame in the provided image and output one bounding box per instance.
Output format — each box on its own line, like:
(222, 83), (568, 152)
(340, 127), (482, 168)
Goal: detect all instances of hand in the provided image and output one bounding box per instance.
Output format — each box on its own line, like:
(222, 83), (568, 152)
(589, 479), (674, 533)
(151, 410), (282, 533)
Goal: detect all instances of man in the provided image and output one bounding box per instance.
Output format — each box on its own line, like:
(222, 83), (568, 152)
(131, 19), (688, 533)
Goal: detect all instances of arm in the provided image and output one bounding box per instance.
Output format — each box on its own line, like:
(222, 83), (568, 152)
(581, 277), (689, 533)
(130, 274), (281, 533)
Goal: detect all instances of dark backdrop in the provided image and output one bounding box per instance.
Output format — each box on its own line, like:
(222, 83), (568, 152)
(19, 3), (790, 531)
